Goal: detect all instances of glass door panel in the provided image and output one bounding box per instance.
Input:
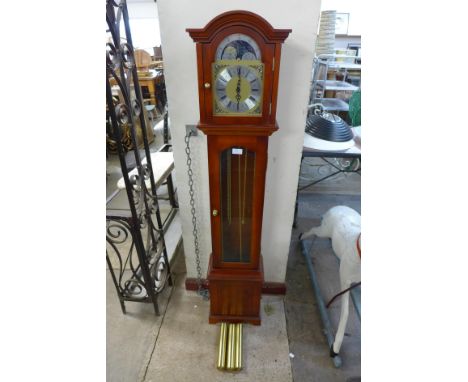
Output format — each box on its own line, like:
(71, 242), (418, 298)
(220, 147), (255, 263)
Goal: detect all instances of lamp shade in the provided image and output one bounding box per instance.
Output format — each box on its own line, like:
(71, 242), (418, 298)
(304, 111), (355, 151)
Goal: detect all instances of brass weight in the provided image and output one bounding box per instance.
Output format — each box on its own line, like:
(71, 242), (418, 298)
(237, 323), (243, 370)
(217, 323), (243, 372)
(233, 323), (239, 370)
(216, 323), (227, 370)
(230, 323), (236, 369)
(227, 323), (234, 369)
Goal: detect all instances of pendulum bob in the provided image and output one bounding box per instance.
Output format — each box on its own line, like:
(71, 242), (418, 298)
(217, 323), (243, 371)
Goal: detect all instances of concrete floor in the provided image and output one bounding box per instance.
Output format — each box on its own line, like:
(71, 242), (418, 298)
(141, 255), (293, 382)
(107, 248), (293, 382)
(107, 271), (173, 382)
(107, 127), (361, 381)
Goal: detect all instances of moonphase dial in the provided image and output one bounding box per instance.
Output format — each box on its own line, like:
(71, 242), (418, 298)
(213, 64), (263, 116)
(216, 33), (261, 61)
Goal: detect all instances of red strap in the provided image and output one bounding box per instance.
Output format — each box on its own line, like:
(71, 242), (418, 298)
(356, 233), (361, 259)
(326, 282), (361, 308)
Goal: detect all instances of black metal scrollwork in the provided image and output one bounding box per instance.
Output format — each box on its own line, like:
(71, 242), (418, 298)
(121, 43), (135, 69)
(106, 0), (172, 315)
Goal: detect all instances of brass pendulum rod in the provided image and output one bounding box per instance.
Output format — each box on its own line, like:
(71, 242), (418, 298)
(227, 152), (231, 224)
(217, 323), (243, 372)
(238, 153), (242, 262)
(242, 152), (248, 225)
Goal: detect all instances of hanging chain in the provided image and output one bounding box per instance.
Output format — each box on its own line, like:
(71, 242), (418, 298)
(185, 131), (209, 300)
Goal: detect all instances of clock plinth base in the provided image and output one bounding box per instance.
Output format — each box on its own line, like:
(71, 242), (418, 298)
(207, 255), (263, 325)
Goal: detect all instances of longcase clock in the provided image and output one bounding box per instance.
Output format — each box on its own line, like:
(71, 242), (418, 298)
(187, 11), (291, 325)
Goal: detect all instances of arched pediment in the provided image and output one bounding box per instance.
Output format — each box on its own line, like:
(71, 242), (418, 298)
(187, 10), (291, 43)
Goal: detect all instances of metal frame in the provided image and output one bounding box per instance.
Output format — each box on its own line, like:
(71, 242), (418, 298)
(293, 150), (361, 227)
(106, 0), (172, 315)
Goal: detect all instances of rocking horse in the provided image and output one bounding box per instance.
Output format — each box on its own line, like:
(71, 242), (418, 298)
(300, 205), (361, 361)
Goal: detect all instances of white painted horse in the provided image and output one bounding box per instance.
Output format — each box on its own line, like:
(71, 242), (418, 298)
(300, 205), (361, 357)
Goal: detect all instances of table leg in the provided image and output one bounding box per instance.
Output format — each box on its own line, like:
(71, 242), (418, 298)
(166, 173), (178, 208)
(293, 155), (304, 228)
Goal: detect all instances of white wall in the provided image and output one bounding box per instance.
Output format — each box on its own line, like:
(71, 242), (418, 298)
(157, 0), (321, 283)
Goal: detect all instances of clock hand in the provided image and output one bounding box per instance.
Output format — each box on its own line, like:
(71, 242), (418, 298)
(236, 66), (242, 110)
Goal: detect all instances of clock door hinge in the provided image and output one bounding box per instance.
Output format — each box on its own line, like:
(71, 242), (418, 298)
(269, 102), (272, 115)
(272, 57), (275, 71)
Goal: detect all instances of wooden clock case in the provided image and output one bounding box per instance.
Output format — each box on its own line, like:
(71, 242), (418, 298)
(187, 11), (291, 325)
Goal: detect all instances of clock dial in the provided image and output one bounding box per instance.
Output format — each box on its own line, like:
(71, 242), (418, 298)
(213, 63), (263, 116)
(216, 33), (261, 61)
(213, 33), (263, 116)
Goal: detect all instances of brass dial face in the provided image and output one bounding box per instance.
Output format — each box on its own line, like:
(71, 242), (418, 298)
(213, 33), (264, 117)
(213, 63), (263, 115)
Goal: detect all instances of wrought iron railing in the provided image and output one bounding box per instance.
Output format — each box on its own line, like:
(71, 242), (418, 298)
(106, 0), (172, 315)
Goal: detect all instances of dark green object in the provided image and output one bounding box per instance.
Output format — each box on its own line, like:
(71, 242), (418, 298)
(348, 89), (361, 127)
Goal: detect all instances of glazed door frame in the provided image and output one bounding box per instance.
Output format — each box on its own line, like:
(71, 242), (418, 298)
(207, 134), (268, 270)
